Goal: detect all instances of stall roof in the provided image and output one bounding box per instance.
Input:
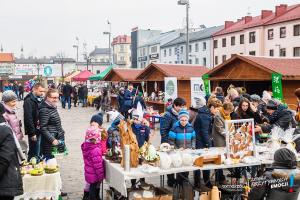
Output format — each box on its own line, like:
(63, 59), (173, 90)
(206, 55), (300, 80)
(71, 70), (94, 82)
(0, 53), (14, 62)
(136, 63), (210, 81)
(103, 68), (143, 82)
(89, 66), (113, 81)
(65, 71), (80, 82)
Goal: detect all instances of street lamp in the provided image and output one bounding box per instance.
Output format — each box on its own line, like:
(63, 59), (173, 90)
(73, 37), (79, 70)
(178, 0), (189, 64)
(103, 20), (112, 65)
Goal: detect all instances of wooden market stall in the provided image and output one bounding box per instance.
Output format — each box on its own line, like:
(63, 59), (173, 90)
(136, 63), (209, 113)
(206, 54), (300, 107)
(102, 68), (143, 109)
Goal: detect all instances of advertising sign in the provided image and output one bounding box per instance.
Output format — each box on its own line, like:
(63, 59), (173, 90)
(164, 77), (177, 102)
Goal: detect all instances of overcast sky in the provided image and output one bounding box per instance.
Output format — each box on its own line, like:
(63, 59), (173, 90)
(0, 0), (299, 59)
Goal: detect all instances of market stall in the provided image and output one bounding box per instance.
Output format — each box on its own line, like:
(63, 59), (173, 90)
(206, 54), (300, 106)
(136, 63), (209, 113)
(89, 65), (113, 81)
(71, 70), (94, 82)
(64, 71), (80, 82)
(102, 68), (143, 109)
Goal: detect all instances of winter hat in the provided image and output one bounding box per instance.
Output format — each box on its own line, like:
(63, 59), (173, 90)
(272, 148), (297, 169)
(2, 90), (18, 103)
(192, 96), (206, 109)
(250, 94), (261, 102)
(90, 113), (103, 126)
(178, 109), (189, 120)
(107, 110), (124, 122)
(266, 99), (278, 110)
(262, 91), (272, 103)
(85, 127), (101, 142)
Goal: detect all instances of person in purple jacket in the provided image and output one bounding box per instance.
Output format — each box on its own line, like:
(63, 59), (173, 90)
(81, 127), (105, 200)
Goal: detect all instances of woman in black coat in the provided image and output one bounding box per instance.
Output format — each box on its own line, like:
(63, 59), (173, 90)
(0, 103), (23, 199)
(39, 89), (65, 159)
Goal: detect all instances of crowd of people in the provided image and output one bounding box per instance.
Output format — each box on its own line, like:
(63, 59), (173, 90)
(0, 83), (67, 199)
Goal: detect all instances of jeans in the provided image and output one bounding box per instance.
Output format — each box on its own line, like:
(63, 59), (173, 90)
(62, 96), (71, 109)
(27, 134), (41, 162)
(81, 98), (87, 107)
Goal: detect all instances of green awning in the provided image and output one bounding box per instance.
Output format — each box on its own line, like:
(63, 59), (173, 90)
(89, 65), (113, 81)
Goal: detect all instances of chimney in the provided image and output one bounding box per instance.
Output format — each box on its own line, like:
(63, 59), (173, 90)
(275, 4), (287, 17)
(261, 10), (273, 19)
(244, 16), (252, 23)
(225, 21), (234, 29)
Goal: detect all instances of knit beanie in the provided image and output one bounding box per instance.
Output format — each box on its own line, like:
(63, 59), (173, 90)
(266, 99), (277, 110)
(178, 109), (189, 120)
(2, 90), (17, 103)
(90, 113), (103, 126)
(250, 94), (261, 102)
(192, 96), (206, 109)
(272, 148), (297, 169)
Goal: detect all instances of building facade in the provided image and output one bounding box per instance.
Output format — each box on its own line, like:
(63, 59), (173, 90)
(131, 27), (161, 68)
(160, 26), (223, 68)
(89, 47), (110, 63)
(213, 4), (300, 66)
(137, 30), (184, 68)
(0, 53), (14, 75)
(112, 35), (132, 68)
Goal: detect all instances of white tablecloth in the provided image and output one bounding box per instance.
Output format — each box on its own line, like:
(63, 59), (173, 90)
(104, 159), (263, 197)
(15, 172), (62, 200)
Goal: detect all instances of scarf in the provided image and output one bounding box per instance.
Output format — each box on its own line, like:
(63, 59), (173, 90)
(45, 100), (57, 109)
(171, 108), (179, 117)
(219, 107), (231, 121)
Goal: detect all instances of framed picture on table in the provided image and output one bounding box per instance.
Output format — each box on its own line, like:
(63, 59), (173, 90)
(225, 119), (256, 162)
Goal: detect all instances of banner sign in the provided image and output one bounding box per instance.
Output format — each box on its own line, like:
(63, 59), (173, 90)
(202, 74), (211, 96)
(190, 77), (206, 108)
(272, 73), (283, 102)
(164, 77), (177, 102)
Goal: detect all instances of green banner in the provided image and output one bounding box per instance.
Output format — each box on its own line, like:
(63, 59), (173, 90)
(272, 73), (283, 102)
(202, 74), (211, 96)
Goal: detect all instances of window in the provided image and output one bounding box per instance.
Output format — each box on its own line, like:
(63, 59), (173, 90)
(140, 49), (143, 56)
(96, 70), (100, 74)
(213, 40), (218, 48)
(203, 57), (207, 66)
(231, 36), (235, 46)
(269, 49), (274, 57)
(280, 48), (286, 57)
(215, 56), (218, 65)
(249, 51), (256, 56)
(240, 34), (245, 44)
(169, 61), (172, 64)
(120, 56), (125, 61)
(268, 29), (274, 40)
(203, 42), (206, 51)
(195, 58), (199, 64)
(222, 38), (226, 47)
(180, 46), (184, 54)
(169, 48), (172, 56)
(222, 55), (226, 62)
(280, 27), (286, 38)
(249, 32), (256, 43)
(142, 48), (146, 56)
(164, 49), (167, 57)
(100, 58), (105, 62)
(120, 45), (125, 52)
(294, 47), (300, 57)
(195, 43), (199, 52)
(181, 60), (184, 64)
(175, 61), (178, 64)
(151, 46), (157, 53)
(189, 59), (192, 64)
(189, 45), (192, 53)
(294, 25), (300, 36)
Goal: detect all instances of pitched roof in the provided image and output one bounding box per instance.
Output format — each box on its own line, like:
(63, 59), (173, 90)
(72, 70), (94, 82)
(214, 4), (300, 36)
(162, 26), (223, 48)
(137, 63), (209, 80)
(0, 53), (14, 62)
(207, 54), (300, 79)
(139, 30), (180, 47)
(89, 48), (110, 57)
(104, 68), (143, 81)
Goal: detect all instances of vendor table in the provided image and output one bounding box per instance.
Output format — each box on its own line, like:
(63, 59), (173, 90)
(104, 158), (262, 197)
(15, 172), (62, 200)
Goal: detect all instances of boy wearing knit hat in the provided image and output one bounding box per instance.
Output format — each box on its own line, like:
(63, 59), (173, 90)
(168, 109), (196, 149)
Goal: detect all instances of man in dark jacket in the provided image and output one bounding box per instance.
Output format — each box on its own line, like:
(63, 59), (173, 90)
(117, 88), (126, 116)
(18, 83), (24, 100)
(62, 82), (73, 109)
(124, 84), (135, 119)
(193, 99), (213, 188)
(23, 83), (45, 161)
(0, 103), (23, 199)
(258, 100), (295, 133)
(160, 97), (186, 187)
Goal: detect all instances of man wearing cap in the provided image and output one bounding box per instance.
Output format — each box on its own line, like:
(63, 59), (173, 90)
(256, 99), (295, 133)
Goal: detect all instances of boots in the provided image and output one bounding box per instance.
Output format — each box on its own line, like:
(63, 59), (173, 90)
(82, 191), (89, 200)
